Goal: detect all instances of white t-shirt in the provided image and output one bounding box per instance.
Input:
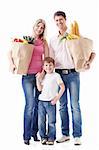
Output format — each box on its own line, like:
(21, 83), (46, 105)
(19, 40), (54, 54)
(38, 72), (63, 101)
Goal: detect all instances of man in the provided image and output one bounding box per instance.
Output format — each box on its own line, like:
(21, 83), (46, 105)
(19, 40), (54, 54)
(49, 11), (95, 145)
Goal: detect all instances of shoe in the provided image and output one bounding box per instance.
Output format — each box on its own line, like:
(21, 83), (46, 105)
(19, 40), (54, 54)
(56, 136), (70, 143)
(74, 137), (81, 145)
(33, 135), (40, 141)
(46, 141), (54, 145)
(24, 140), (30, 145)
(41, 139), (47, 145)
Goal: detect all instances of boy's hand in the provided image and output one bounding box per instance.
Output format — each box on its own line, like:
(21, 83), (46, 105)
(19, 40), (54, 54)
(36, 70), (45, 81)
(51, 96), (59, 105)
(36, 72), (41, 80)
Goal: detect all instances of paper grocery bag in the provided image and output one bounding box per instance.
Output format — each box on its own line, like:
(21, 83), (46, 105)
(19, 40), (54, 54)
(66, 37), (93, 72)
(11, 42), (34, 74)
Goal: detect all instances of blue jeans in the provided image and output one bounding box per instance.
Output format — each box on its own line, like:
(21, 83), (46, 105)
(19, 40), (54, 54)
(38, 101), (56, 141)
(57, 71), (82, 137)
(22, 74), (40, 140)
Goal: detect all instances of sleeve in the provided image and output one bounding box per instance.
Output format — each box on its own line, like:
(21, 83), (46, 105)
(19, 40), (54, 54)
(56, 73), (64, 85)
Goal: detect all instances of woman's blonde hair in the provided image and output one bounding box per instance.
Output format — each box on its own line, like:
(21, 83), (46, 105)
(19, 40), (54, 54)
(33, 19), (46, 39)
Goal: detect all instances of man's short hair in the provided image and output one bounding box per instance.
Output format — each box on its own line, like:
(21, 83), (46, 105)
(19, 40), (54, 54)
(54, 11), (66, 19)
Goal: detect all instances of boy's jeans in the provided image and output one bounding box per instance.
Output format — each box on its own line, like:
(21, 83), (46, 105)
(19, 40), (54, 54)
(22, 74), (39, 140)
(38, 101), (56, 141)
(58, 71), (82, 137)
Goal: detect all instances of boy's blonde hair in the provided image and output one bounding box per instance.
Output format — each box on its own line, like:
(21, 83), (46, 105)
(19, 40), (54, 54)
(44, 57), (55, 65)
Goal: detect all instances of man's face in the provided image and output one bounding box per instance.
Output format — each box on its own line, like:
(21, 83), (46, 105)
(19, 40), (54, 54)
(54, 15), (66, 30)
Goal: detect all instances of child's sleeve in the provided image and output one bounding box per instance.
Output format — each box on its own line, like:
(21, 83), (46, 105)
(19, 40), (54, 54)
(56, 73), (64, 85)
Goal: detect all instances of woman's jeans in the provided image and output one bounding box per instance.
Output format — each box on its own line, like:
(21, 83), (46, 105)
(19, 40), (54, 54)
(56, 71), (82, 138)
(38, 101), (56, 141)
(22, 74), (40, 140)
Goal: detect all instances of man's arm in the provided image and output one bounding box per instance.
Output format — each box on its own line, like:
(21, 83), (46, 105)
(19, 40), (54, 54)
(88, 52), (96, 64)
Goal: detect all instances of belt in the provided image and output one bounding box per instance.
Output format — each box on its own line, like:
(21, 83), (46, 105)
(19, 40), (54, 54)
(55, 69), (76, 74)
(23, 73), (36, 77)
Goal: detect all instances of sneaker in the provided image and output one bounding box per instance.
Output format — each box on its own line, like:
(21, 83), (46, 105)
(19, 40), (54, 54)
(24, 140), (30, 145)
(74, 137), (81, 145)
(46, 141), (54, 145)
(56, 136), (70, 143)
(41, 139), (47, 145)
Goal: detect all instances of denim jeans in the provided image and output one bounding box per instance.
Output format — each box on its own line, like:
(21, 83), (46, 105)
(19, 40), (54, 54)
(22, 74), (40, 140)
(56, 71), (82, 137)
(38, 101), (56, 141)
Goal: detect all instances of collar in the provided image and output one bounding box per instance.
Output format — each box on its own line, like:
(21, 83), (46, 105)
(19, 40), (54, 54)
(58, 31), (69, 41)
(58, 31), (68, 37)
(58, 31), (67, 36)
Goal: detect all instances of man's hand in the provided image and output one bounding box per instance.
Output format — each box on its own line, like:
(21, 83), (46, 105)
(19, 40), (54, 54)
(84, 61), (90, 70)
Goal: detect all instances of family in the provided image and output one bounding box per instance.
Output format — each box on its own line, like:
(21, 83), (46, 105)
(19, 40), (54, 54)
(8, 11), (95, 146)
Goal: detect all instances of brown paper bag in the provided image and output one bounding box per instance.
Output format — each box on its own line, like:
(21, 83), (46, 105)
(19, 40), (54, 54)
(66, 37), (93, 72)
(11, 42), (34, 74)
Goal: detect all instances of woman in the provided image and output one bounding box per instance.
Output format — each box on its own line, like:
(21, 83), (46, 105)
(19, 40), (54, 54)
(9, 19), (49, 145)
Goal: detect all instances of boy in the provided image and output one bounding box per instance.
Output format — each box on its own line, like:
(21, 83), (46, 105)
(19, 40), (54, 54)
(36, 57), (65, 145)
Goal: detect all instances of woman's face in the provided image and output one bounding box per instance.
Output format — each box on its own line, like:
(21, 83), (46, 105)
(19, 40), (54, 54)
(33, 22), (45, 37)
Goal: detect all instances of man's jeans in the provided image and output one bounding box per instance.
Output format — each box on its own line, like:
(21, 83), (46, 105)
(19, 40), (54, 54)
(57, 71), (82, 137)
(38, 101), (56, 141)
(22, 74), (40, 140)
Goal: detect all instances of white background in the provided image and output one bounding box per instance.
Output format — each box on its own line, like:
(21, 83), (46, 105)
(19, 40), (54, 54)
(0, 0), (99, 150)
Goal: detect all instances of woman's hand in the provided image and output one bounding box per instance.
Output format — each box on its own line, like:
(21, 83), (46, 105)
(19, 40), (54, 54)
(10, 63), (16, 73)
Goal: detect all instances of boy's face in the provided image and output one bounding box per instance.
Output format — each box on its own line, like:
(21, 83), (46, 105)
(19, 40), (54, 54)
(43, 62), (55, 74)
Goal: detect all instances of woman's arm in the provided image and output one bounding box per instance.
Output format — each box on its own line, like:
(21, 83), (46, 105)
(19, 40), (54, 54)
(8, 50), (16, 73)
(43, 40), (49, 58)
(49, 39), (55, 59)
